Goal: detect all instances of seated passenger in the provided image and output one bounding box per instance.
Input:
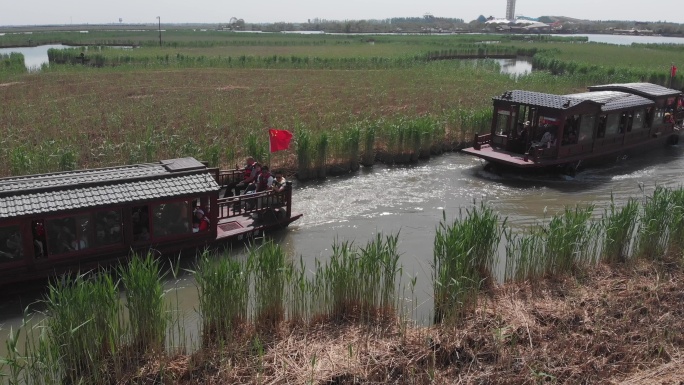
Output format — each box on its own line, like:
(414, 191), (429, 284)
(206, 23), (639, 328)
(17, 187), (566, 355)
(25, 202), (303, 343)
(224, 157), (260, 197)
(272, 170), (287, 193)
(539, 130), (556, 147)
(254, 166), (274, 193)
(193, 209), (210, 233)
(665, 112), (675, 125)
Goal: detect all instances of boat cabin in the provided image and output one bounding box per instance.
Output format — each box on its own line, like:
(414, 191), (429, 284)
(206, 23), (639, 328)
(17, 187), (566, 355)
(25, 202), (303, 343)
(464, 83), (682, 170)
(0, 157), (301, 286)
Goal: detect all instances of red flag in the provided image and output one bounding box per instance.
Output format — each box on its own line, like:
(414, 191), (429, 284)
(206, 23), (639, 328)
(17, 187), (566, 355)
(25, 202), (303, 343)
(672, 65), (678, 78)
(269, 129), (293, 153)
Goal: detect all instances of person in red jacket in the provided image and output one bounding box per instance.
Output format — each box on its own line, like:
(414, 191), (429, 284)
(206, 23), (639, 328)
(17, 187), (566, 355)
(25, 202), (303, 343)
(193, 209), (210, 233)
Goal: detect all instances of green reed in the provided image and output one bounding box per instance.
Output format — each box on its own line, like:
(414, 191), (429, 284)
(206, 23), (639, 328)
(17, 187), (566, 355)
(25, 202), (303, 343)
(601, 196), (640, 264)
(667, 188), (684, 253)
(361, 119), (377, 167)
(541, 205), (597, 275)
(433, 203), (502, 324)
(295, 127), (313, 179)
(636, 186), (673, 260)
(44, 273), (122, 383)
(504, 229), (546, 283)
(311, 233), (401, 322)
(249, 240), (289, 331)
(314, 132), (329, 179)
(118, 253), (168, 352)
(194, 250), (249, 346)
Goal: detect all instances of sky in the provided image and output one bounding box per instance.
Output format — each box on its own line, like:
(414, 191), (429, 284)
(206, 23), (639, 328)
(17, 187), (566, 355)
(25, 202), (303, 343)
(2, 0), (683, 26)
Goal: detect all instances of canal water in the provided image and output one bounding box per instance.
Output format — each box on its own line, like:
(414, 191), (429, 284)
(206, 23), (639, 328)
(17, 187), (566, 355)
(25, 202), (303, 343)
(0, 44), (132, 71)
(2, 146), (684, 355)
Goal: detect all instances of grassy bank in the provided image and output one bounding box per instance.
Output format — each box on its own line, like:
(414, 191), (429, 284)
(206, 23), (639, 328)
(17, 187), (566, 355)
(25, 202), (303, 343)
(2, 32), (680, 179)
(3, 186), (684, 383)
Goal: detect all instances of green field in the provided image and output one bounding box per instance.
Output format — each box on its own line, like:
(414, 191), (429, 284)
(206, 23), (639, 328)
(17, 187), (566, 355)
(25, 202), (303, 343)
(1, 32), (682, 177)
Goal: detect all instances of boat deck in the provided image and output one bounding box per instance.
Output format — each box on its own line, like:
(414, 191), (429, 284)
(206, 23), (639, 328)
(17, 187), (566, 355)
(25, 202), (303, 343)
(462, 146), (539, 168)
(215, 207), (302, 241)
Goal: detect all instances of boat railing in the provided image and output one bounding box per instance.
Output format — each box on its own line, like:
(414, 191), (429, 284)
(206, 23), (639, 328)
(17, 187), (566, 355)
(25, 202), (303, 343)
(216, 169), (243, 187)
(473, 133), (492, 150)
(216, 184), (293, 221)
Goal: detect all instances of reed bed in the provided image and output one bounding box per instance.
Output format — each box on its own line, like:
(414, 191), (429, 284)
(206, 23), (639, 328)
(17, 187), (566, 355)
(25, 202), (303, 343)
(1, 43), (590, 179)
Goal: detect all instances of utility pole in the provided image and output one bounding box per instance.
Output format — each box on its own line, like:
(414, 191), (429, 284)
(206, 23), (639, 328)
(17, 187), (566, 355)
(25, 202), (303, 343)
(157, 16), (162, 47)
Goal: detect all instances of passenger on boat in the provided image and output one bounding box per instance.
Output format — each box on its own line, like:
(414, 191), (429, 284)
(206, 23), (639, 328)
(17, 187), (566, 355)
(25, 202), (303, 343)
(0, 232), (22, 259)
(254, 166), (274, 193)
(272, 170), (287, 193)
(223, 157), (261, 198)
(193, 209), (210, 233)
(665, 113), (675, 125)
(539, 129), (556, 147)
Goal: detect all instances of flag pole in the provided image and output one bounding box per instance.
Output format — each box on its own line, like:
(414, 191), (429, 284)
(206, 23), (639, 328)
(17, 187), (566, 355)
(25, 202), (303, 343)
(268, 129), (272, 169)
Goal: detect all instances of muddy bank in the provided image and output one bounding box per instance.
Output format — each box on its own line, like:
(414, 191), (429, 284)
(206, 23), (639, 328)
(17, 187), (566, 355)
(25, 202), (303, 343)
(118, 258), (684, 384)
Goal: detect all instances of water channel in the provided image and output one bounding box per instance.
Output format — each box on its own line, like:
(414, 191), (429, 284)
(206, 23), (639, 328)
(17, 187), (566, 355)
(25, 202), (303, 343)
(2, 145), (684, 355)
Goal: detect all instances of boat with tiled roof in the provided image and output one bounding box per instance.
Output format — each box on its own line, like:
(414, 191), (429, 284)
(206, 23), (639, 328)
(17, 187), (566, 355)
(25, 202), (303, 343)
(463, 83), (683, 174)
(0, 157), (301, 286)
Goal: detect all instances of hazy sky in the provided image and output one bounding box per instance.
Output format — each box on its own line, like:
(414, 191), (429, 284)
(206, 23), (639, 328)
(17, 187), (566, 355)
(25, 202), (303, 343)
(3, 0), (682, 26)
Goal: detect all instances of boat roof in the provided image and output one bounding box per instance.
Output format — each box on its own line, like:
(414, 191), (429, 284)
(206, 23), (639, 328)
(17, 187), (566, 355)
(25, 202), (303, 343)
(565, 91), (655, 112)
(0, 157), (220, 219)
(588, 82), (681, 99)
(494, 88), (656, 112)
(493, 90), (594, 110)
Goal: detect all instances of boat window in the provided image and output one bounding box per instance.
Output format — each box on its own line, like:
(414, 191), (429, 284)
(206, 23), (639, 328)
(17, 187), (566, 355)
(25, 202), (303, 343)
(0, 225), (23, 263)
(153, 201), (192, 238)
(132, 206), (151, 242)
(597, 116), (607, 138)
(655, 108), (665, 124)
(619, 113), (629, 133)
(495, 110), (510, 136)
(32, 220), (46, 258)
(631, 109), (646, 130)
(94, 210), (123, 247)
(605, 114), (620, 136)
(46, 215), (91, 256)
(578, 115), (596, 142)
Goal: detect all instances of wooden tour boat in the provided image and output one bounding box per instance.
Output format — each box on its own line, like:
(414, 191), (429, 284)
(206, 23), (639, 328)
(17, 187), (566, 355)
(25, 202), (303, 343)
(463, 83), (684, 174)
(0, 157), (302, 286)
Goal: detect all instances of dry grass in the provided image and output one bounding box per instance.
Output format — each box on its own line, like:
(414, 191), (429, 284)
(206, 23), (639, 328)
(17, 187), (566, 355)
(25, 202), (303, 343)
(113, 258), (684, 384)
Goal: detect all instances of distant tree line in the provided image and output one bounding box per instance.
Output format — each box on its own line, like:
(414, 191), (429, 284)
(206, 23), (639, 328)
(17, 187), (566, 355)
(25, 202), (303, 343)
(247, 16), (684, 36)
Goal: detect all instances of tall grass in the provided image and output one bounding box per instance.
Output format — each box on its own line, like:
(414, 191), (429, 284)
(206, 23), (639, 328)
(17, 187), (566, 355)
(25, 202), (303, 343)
(194, 251), (249, 346)
(541, 205), (599, 275)
(504, 229), (545, 283)
(44, 273), (121, 383)
(433, 203), (502, 324)
(636, 186), (673, 260)
(250, 241), (289, 331)
(601, 197), (640, 263)
(313, 233), (401, 322)
(118, 253), (168, 352)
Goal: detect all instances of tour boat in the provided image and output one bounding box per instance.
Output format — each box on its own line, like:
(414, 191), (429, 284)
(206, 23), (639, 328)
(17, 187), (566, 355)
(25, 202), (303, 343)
(463, 83), (683, 174)
(0, 157), (301, 286)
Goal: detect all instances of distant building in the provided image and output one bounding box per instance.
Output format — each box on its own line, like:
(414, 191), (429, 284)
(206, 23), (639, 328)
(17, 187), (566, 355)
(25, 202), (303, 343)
(506, 0), (516, 21)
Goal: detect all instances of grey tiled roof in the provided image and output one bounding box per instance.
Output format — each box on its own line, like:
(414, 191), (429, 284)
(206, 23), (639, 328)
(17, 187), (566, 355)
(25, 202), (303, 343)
(0, 173), (220, 219)
(0, 164), (168, 194)
(493, 90), (590, 110)
(566, 91), (654, 112)
(588, 83), (681, 98)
